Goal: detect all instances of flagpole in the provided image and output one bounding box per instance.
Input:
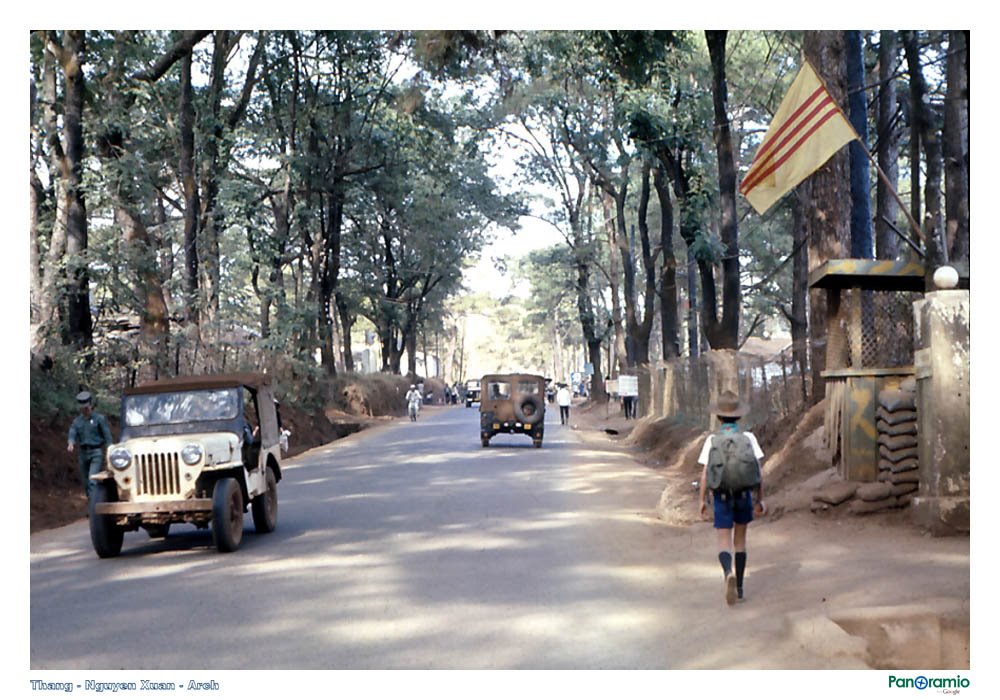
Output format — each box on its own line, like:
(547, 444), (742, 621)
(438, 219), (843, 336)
(854, 139), (926, 251)
(803, 58), (926, 252)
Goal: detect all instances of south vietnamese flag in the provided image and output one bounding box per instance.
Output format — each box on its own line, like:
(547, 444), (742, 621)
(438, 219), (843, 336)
(740, 61), (859, 215)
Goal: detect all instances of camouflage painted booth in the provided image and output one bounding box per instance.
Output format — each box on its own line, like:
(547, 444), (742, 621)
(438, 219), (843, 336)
(809, 259), (928, 482)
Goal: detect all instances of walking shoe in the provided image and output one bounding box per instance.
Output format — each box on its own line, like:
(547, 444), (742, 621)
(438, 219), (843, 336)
(737, 587), (744, 601)
(725, 573), (737, 606)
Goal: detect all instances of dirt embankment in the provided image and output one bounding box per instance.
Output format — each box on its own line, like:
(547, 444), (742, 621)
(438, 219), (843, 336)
(569, 398), (912, 528)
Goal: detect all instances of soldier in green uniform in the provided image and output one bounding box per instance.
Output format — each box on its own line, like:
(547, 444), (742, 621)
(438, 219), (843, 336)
(66, 391), (114, 497)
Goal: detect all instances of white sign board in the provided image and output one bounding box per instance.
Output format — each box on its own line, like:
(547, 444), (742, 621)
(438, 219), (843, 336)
(618, 375), (639, 397)
(606, 379), (619, 395)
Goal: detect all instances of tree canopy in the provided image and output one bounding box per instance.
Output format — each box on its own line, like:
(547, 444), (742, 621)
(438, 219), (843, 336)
(29, 30), (968, 404)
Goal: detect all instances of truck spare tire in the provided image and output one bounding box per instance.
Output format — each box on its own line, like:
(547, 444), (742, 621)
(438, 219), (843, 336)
(514, 394), (544, 424)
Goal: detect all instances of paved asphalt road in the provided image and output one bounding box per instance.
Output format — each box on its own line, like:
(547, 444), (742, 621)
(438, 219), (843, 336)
(30, 403), (938, 673)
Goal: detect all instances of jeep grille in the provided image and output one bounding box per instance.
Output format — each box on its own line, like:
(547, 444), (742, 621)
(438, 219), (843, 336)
(136, 452), (182, 497)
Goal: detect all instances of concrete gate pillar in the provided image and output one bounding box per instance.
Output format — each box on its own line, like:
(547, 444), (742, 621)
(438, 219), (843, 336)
(912, 289), (970, 535)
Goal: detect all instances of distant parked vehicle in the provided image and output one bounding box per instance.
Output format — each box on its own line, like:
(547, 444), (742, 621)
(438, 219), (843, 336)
(464, 378), (481, 407)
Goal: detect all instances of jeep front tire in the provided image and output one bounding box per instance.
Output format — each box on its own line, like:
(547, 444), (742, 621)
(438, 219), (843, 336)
(212, 478), (244, 552)
(89, 481), (124, 558)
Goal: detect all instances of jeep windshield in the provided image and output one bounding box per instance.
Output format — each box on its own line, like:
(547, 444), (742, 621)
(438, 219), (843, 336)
(124, 388), (240, 427)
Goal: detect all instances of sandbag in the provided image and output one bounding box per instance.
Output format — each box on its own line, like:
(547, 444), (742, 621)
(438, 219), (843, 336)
(876, 407), (918, 426)
(879, 390), (916, 412)
(889, 457), (919, 473)
(886, 469), (920, 485)
(879, 444), (919, 463)
(849, 496), (898, 514)
(877, 433), (918, 451)
(814, 481), (858, 505)
(857, 482), (894, 502)
(877, 419), (917, 436)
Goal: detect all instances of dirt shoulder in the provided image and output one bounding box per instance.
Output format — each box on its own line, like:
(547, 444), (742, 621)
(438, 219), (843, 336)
(566, 398), (970, 669)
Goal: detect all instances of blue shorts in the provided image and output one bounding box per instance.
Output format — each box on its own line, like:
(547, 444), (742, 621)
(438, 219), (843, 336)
(713, 490), (754, 529)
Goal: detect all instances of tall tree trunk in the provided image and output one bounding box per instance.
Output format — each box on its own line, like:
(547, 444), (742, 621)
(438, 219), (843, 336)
(944, 30), (970, 263)
(803, 32), (852, 403)
(903, 31), (947, 272)
(46, 31), (93, 351)
(846, 30), (874, 258)
(337, 294), (356, 371)
(875, 30), (901, 260)
(601, 193), (628, 375)
(901, 31), (922, 238)
(197, 31), (265, 347)
(572, 208), (606, 403)
(686, 246), (699, 358)
(789, 189), (810, 401)
(179, 51), (200, 324)
(630, 161), (657, 365)
(653, 165), (679, 360)
(197, 32), (227, 344)
(116, 205), (171, 376)
(29, 166), (44, 324)
(705, 30), (740, 349)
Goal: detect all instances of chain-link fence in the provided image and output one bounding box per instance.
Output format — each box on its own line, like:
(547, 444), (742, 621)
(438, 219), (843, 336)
(826, 289), (921, 370)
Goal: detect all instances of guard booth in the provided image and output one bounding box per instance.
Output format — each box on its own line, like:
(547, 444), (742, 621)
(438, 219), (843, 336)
(809, 259), (927, 482)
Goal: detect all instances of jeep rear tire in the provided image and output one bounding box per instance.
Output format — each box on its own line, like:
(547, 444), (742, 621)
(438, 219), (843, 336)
(89, 481), (124, 558)
(251, 467), (278, 534)
(513, 394), (544, 424)
(212, 478), (244, 552)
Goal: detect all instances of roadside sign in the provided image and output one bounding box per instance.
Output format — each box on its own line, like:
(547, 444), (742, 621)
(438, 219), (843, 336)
(583, 362), (594, 376)
(618, 375), (639, 397)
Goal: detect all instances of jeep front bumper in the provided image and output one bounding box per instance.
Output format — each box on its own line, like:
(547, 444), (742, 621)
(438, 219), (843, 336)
(94, 499), (213, 516)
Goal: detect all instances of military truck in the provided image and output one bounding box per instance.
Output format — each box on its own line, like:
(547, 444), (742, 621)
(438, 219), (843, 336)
(87, 373), (282, 557)
(478, 373), (546, 448)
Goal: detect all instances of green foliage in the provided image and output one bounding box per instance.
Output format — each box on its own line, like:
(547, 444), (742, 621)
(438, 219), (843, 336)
(31, 29), (949, 411)
(29, 346), (119, 419)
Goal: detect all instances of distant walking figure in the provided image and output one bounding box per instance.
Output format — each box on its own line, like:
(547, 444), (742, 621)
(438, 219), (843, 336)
(556, 384), (572, 425)
(405, 384), (421, 422)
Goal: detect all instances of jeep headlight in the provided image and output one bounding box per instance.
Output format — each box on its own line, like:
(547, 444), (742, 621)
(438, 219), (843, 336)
(109, 447), (132, 470)
(181, 443), (203, 466)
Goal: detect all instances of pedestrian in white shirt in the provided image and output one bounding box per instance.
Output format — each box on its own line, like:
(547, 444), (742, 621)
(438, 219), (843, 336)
(556, 384), (572, 425)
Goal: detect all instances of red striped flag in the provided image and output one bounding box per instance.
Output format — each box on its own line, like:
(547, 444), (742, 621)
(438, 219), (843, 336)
(740, 61), (858, 215)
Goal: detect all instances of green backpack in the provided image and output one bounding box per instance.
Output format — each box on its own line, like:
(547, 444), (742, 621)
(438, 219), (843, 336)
(706, 432), (761, 493)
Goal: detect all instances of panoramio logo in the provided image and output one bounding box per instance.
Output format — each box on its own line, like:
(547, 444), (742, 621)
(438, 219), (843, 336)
(888, 674), (970, 691)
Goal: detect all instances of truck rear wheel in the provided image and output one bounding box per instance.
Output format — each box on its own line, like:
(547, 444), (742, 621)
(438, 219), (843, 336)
(212, 478), (244, 552)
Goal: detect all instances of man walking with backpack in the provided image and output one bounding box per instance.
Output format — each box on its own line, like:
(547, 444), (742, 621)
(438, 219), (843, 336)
(697, 390), (766, 605)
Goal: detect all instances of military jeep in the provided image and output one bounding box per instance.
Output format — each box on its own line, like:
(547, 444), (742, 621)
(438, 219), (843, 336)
(88, 373), (283, 557)
(464, 378), (481, 407)
(479, 373), (546, 448)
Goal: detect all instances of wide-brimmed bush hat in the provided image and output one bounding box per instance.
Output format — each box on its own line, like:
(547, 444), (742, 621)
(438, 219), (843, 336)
(709, 390), (748, 418)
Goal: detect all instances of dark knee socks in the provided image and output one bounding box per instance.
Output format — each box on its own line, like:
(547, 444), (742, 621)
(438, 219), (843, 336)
(718, 551), (732, 576)
(735, 551), (747, 590)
